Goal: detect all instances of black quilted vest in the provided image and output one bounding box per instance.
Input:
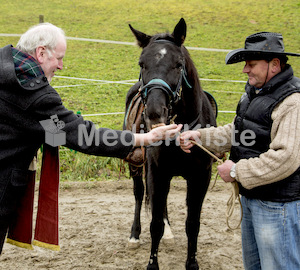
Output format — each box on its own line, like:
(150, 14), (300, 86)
(230, 65), (300, 202)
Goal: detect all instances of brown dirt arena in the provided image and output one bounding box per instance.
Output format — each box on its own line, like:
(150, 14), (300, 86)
(1, 179), (243, 270)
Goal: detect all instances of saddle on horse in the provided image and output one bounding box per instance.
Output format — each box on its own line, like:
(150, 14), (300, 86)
(124, 90), (146, 167)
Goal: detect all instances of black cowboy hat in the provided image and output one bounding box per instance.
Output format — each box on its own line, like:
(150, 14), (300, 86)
(225, 32), (300, 64)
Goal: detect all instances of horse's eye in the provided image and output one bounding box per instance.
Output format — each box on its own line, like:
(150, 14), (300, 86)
(176, 63), (182, 69)
(139, 62), (145, 69)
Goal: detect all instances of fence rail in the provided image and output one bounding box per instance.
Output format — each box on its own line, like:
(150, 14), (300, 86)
(0, 33), (232, 52)
(1, 33), (241, 115)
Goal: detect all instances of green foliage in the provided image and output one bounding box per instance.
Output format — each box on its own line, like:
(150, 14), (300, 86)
(0, 0), (299, 181)
(58, 148), (128, 181)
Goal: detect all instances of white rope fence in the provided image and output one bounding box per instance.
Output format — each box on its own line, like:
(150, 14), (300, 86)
(54, 76), (246, 94)
(55, 75), (246, 84)
(0, 34), (241, 115)
(0, 34), (232, 52)
(53, 75), (241, 116)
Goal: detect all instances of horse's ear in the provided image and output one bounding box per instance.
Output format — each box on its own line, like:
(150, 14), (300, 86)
(172, 18), (186, 46)
(129, 24), (152, 48)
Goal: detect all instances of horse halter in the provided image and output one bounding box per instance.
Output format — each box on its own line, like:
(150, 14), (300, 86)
(139, 39), (192, 107)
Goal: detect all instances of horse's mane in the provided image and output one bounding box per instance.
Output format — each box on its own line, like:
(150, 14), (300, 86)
(182, 46), (202, 92)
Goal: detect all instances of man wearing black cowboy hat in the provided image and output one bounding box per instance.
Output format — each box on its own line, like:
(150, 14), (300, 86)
(180, 32), (300, 270)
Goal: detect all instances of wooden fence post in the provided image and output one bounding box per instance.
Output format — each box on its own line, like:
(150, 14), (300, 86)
(39, 15), (44, 24)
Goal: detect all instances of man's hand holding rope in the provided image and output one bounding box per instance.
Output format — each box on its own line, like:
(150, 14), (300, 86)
(179, 130), (242, 230)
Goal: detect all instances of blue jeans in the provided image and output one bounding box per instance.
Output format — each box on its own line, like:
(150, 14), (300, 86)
(241, 196), (300, 270)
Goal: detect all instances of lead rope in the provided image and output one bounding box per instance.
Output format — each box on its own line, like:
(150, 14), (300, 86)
(152, 119), (242, 229)
(189, 140), (243, 230)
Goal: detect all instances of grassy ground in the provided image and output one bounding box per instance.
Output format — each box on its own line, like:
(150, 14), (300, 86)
(0, 0), (299, 181)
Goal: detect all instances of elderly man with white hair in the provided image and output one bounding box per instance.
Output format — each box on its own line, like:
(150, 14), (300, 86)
(0, 23), (181, 254)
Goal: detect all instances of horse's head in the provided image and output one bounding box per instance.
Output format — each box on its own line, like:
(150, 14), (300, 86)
(129, 18), (189, 131)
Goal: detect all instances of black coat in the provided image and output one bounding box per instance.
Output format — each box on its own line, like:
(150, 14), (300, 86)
(0, 45), (134, 203)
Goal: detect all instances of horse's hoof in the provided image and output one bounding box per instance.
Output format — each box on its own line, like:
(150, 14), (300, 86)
(127, 237), (140, 249)
(186, 258), (199, 270)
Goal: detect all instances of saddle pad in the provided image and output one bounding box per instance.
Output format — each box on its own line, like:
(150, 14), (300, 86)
(204, 91), (218, 118)
(124, 91), (145, 132)
(124, 91), (145, 167)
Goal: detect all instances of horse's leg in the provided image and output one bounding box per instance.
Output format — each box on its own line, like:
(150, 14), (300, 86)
(162, 205), (175, 244)
(128, 165), (144, 249)
(185, 169), (211, 270)
(147, 174), (171, 270)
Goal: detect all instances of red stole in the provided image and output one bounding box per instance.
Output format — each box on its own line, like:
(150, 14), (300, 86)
(7, 145), (60, 251)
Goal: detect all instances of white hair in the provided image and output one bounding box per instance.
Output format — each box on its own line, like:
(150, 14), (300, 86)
(16, 23), (66, 56)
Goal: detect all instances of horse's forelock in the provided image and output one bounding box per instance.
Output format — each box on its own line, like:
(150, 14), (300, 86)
(149, 33), (175, 46)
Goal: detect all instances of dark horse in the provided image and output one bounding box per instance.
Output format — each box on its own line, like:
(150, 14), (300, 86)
(123, 18), (217, 270)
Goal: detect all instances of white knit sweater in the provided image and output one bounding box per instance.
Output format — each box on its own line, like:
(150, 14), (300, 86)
(199, 93), (300, 190)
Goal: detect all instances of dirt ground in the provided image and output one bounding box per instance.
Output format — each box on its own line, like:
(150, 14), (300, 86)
(0, 179), (243, 270)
